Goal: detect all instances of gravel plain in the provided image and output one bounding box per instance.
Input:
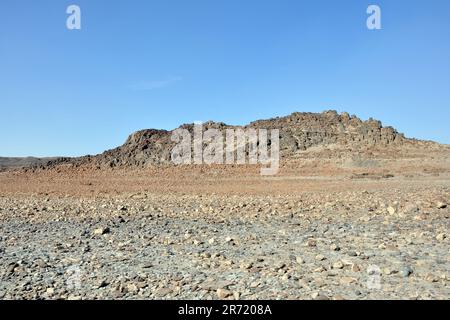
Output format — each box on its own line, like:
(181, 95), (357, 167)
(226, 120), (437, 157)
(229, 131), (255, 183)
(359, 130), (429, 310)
(1, 170), (448, 300)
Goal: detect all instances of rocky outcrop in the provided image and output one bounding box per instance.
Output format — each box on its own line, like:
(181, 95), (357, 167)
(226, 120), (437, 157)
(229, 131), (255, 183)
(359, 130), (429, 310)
(93, 110), (410, 167)
(27, 110), (438, 170)
(249, 110), (406, 153)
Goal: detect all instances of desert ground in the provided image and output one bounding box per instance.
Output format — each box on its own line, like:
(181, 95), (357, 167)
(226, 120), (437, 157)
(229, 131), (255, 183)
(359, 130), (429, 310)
(0, 146), (449, 300)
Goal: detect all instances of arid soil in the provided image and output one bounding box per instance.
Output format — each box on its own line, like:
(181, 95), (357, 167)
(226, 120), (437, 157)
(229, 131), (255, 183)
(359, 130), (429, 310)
(0, 145), (449, 300)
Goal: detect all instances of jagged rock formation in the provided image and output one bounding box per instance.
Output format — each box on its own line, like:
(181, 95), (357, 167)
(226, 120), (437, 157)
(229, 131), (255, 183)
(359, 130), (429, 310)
(249, 110), (406, 152)
(27, 110), (438, 170)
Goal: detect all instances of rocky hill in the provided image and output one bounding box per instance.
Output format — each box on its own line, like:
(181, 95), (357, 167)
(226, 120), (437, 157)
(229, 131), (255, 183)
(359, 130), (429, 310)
(16, 110), (442, 170)
(4, 110), (440, 170)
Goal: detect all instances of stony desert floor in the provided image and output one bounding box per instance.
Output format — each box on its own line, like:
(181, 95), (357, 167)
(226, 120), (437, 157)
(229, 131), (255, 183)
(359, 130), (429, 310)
(0, 152), (449, 300)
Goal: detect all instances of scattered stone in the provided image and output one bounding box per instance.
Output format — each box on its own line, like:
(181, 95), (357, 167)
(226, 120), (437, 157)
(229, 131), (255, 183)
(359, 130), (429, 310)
(436, 202), (447, 209)
(127, 283), (139, 294)
(217, 288), (232, 299)
(347, 251), (358, 257)
(314, 266), (327, 273)
(97, 280), (109, 288)
(436, 233), (447, 241)
(315, 254), (326, 261)
(339, 277), (357, 285)
(399, 266), (413, 278)
(240, 261), (253, 270)
(296, 257), (305, 264)
(155, 287), (172, 297)
(311, 292), (329, 300)
(275, 262), (286, 270)
(425, 274), (439, 283)
(330, 244), (341, 251)
(306, 239), (317, 247)
(387, 206), (397, 215)
(383, 267), (396, 275)
(93, 227), (110, 236)
(351, 264), (361, 272)
(6, 262), (19, 274)
(0, 172), (448, 300)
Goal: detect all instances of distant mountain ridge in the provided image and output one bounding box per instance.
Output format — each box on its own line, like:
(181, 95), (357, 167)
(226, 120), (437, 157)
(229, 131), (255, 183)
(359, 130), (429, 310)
(0, 157), (60, 170)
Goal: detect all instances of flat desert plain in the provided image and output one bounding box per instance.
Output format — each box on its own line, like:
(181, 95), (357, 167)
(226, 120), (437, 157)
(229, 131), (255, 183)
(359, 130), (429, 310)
(0, 146), (449, 300)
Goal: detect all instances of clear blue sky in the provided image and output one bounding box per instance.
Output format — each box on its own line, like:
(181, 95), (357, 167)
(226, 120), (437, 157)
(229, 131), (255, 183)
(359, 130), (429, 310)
(1, 0), (449, 157)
